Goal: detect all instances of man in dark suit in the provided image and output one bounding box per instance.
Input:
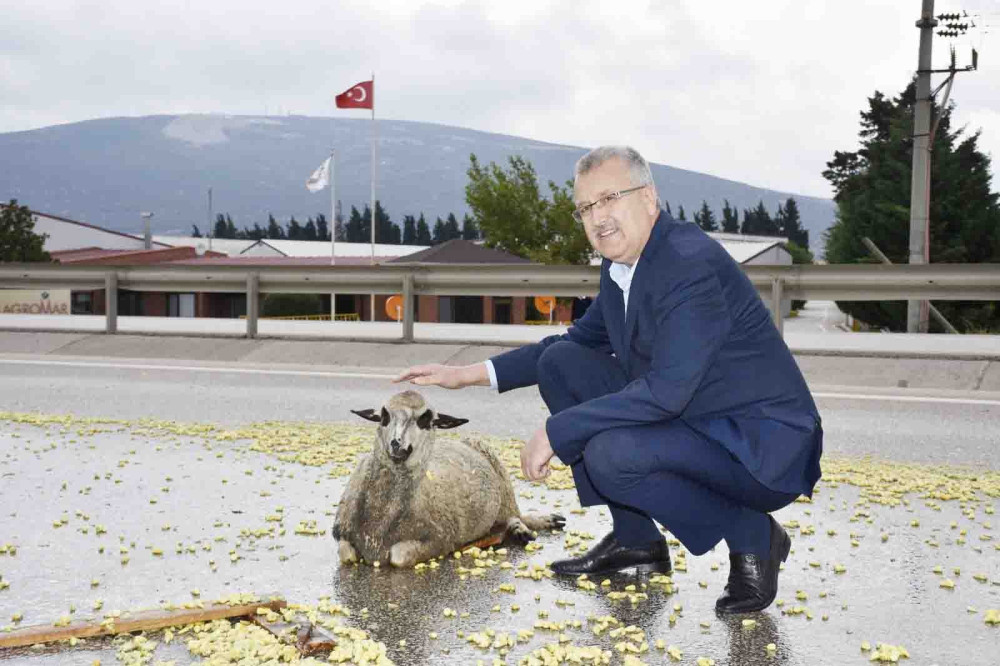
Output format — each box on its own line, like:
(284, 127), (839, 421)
(395, 145), (823, 614)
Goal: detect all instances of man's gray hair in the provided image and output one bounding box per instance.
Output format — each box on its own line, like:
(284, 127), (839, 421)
(574, 146), (654, 188)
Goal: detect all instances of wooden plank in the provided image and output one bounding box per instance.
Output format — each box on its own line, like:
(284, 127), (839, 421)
(0, 596), (286, 649)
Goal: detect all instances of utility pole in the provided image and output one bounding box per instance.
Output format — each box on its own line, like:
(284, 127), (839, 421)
(908, 0), (936, 333)
(906, 3), (978, 333)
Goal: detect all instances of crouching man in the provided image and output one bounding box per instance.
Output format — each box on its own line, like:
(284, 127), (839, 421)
(395, 145), (823, 614)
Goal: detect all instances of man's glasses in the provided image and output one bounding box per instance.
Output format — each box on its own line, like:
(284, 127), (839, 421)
(572, 185), (647, 223)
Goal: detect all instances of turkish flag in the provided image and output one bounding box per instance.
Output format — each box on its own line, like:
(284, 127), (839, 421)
(335, 80), (373, 109)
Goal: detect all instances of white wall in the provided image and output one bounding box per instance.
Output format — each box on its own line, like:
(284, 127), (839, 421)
(33, 213), (155, 251)
(745, 245), (792, 266)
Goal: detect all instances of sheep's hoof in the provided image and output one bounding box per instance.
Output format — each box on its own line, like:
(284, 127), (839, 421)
(389, 541), (423, 567)
(338, 540), (358, 565)
(508, 522), (536, 545)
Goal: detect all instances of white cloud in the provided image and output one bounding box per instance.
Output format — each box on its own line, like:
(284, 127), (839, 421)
(1, 0), (997, 198)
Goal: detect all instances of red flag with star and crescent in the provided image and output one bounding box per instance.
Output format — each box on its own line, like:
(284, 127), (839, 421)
(335, 80), (373, 109)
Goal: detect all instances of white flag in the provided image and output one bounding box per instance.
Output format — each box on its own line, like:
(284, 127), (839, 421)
(306, 157), (331, 192)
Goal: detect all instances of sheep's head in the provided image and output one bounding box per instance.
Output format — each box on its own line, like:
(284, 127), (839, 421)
(352, 390), (468, 465)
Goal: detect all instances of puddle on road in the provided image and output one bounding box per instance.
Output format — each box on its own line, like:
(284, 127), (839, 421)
(0, 412), (997, 665)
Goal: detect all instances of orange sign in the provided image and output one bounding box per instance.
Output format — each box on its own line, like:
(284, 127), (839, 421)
(533, 296), (555, 315)
(385, 294), (403, 321)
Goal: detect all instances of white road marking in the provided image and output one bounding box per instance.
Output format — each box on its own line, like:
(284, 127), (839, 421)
(2, 358), (999, 407)
(0, 358), (399, 380)
(812, 391), (1000, 407)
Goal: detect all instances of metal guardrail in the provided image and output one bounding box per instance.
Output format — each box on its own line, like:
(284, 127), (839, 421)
(1, 262), (998, 341)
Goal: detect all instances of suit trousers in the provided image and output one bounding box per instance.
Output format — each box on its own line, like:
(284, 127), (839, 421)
(537, 340), (798, 556)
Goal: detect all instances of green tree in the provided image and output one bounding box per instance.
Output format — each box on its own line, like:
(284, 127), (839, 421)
(242, 223), (266, 240)
(415, 213), (432, 245)
(374, 201), (399, 244)
(303, 218), (318, 241)
(431, 216), (446, 245)
(693, 201), (718, 232)
(443, 213), (461, 242)
(721, 199), (739, 233)
(676, 204), (686, 221)
(776, 197), (808, 248)
(1, 200), (50, 262)
(315, 214), (329, 242)
(191, 225), (202, 238)
(663, 200), (672, 217)
(266, 214), (284, 240)
(823, 80), (1000, 332)
(465, 153), (590, 264)
(345, 206), (367, 243)
(461, 213), (480, 241)
(213, 214), (229, 239)
(287, 217), (303, 240)
(402, 215), (417, 244)
(741, 201), (779, 236)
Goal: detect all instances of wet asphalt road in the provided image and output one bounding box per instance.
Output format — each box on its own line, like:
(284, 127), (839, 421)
(0, 359), (998, 665)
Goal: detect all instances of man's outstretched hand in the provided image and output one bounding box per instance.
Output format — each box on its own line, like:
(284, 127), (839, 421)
(521, 425), (555, 482)
(393, 363), (490, 389)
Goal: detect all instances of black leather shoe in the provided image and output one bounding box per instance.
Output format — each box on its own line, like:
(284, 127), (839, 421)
(550, 532), (671, 576)
(715, 515), (791, 614)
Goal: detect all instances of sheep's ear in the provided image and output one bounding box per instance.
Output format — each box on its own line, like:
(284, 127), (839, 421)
(433, 413), (469, 429)
(416, 410), (434, 430)
(351, 408), (382, 423)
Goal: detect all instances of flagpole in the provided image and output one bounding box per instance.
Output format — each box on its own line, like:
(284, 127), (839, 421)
(369, 70), (376, 321)
(330, 149), (336, 267)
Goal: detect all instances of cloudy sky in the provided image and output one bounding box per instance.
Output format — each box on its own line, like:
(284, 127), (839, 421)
(2, 0), (997, 199)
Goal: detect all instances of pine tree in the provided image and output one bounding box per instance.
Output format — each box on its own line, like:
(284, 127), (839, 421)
(663, 200), (672, 217)
(777, 197), (808, 248)
(244, 223), (266, 240)
(676, 205), (686, 221)
(461, 213), (480, 241)
(432, 217), (446, 245)
(443, 213), (461, 241)
(823, 80), (1000, 331)
(303, 218), (318, 241)
(213, 214), (229, 239)
(315, 214), (329, 242)
(345, 206), (366, 243)
(402, 215), (417, 244)
(266, 214), (284, 239)
(225, 214), (237, 240)
(374, 200), (399, 244)
(286, 217), (303, 240)
(191, 225), (202, 238)
(0, 199), (50, 262)
(694, 201), (718, 232)
(721, 199), (739, 233)
(741, 201), (778, 236)
(415, 213), (431, 245)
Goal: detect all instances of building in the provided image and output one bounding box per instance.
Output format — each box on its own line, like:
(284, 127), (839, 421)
(5, 207), (794, 323)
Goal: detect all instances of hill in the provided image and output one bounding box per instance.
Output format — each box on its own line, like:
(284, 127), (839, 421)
(1, 114), (834, 254)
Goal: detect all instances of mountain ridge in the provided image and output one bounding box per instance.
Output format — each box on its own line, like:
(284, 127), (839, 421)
(1, 114), (835, 254)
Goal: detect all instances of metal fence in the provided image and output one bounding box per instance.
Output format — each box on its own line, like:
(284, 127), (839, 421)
(1, 262), (998, 341)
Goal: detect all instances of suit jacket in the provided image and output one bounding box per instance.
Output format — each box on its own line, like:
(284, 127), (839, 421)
(491, 212), (823, 497)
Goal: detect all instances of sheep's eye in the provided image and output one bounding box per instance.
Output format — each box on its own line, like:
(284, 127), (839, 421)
(380, 407), (390, 427)
(416, 410), (433, 430)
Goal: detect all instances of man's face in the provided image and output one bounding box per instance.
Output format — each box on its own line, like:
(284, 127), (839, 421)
(573, 158), (659, 266)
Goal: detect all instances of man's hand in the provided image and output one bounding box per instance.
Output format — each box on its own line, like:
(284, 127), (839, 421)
(521, 425), (555, 482)
(393, 363), (489, 389)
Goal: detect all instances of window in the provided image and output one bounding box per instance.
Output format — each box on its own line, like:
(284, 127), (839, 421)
(71, 292), (93, 315)
(167, 293), (195, 318)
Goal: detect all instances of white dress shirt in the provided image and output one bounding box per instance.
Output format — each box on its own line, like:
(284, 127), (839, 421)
(485, 260), (635, 390)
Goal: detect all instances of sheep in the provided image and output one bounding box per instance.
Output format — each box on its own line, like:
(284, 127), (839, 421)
(332, 390), (565, 568)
